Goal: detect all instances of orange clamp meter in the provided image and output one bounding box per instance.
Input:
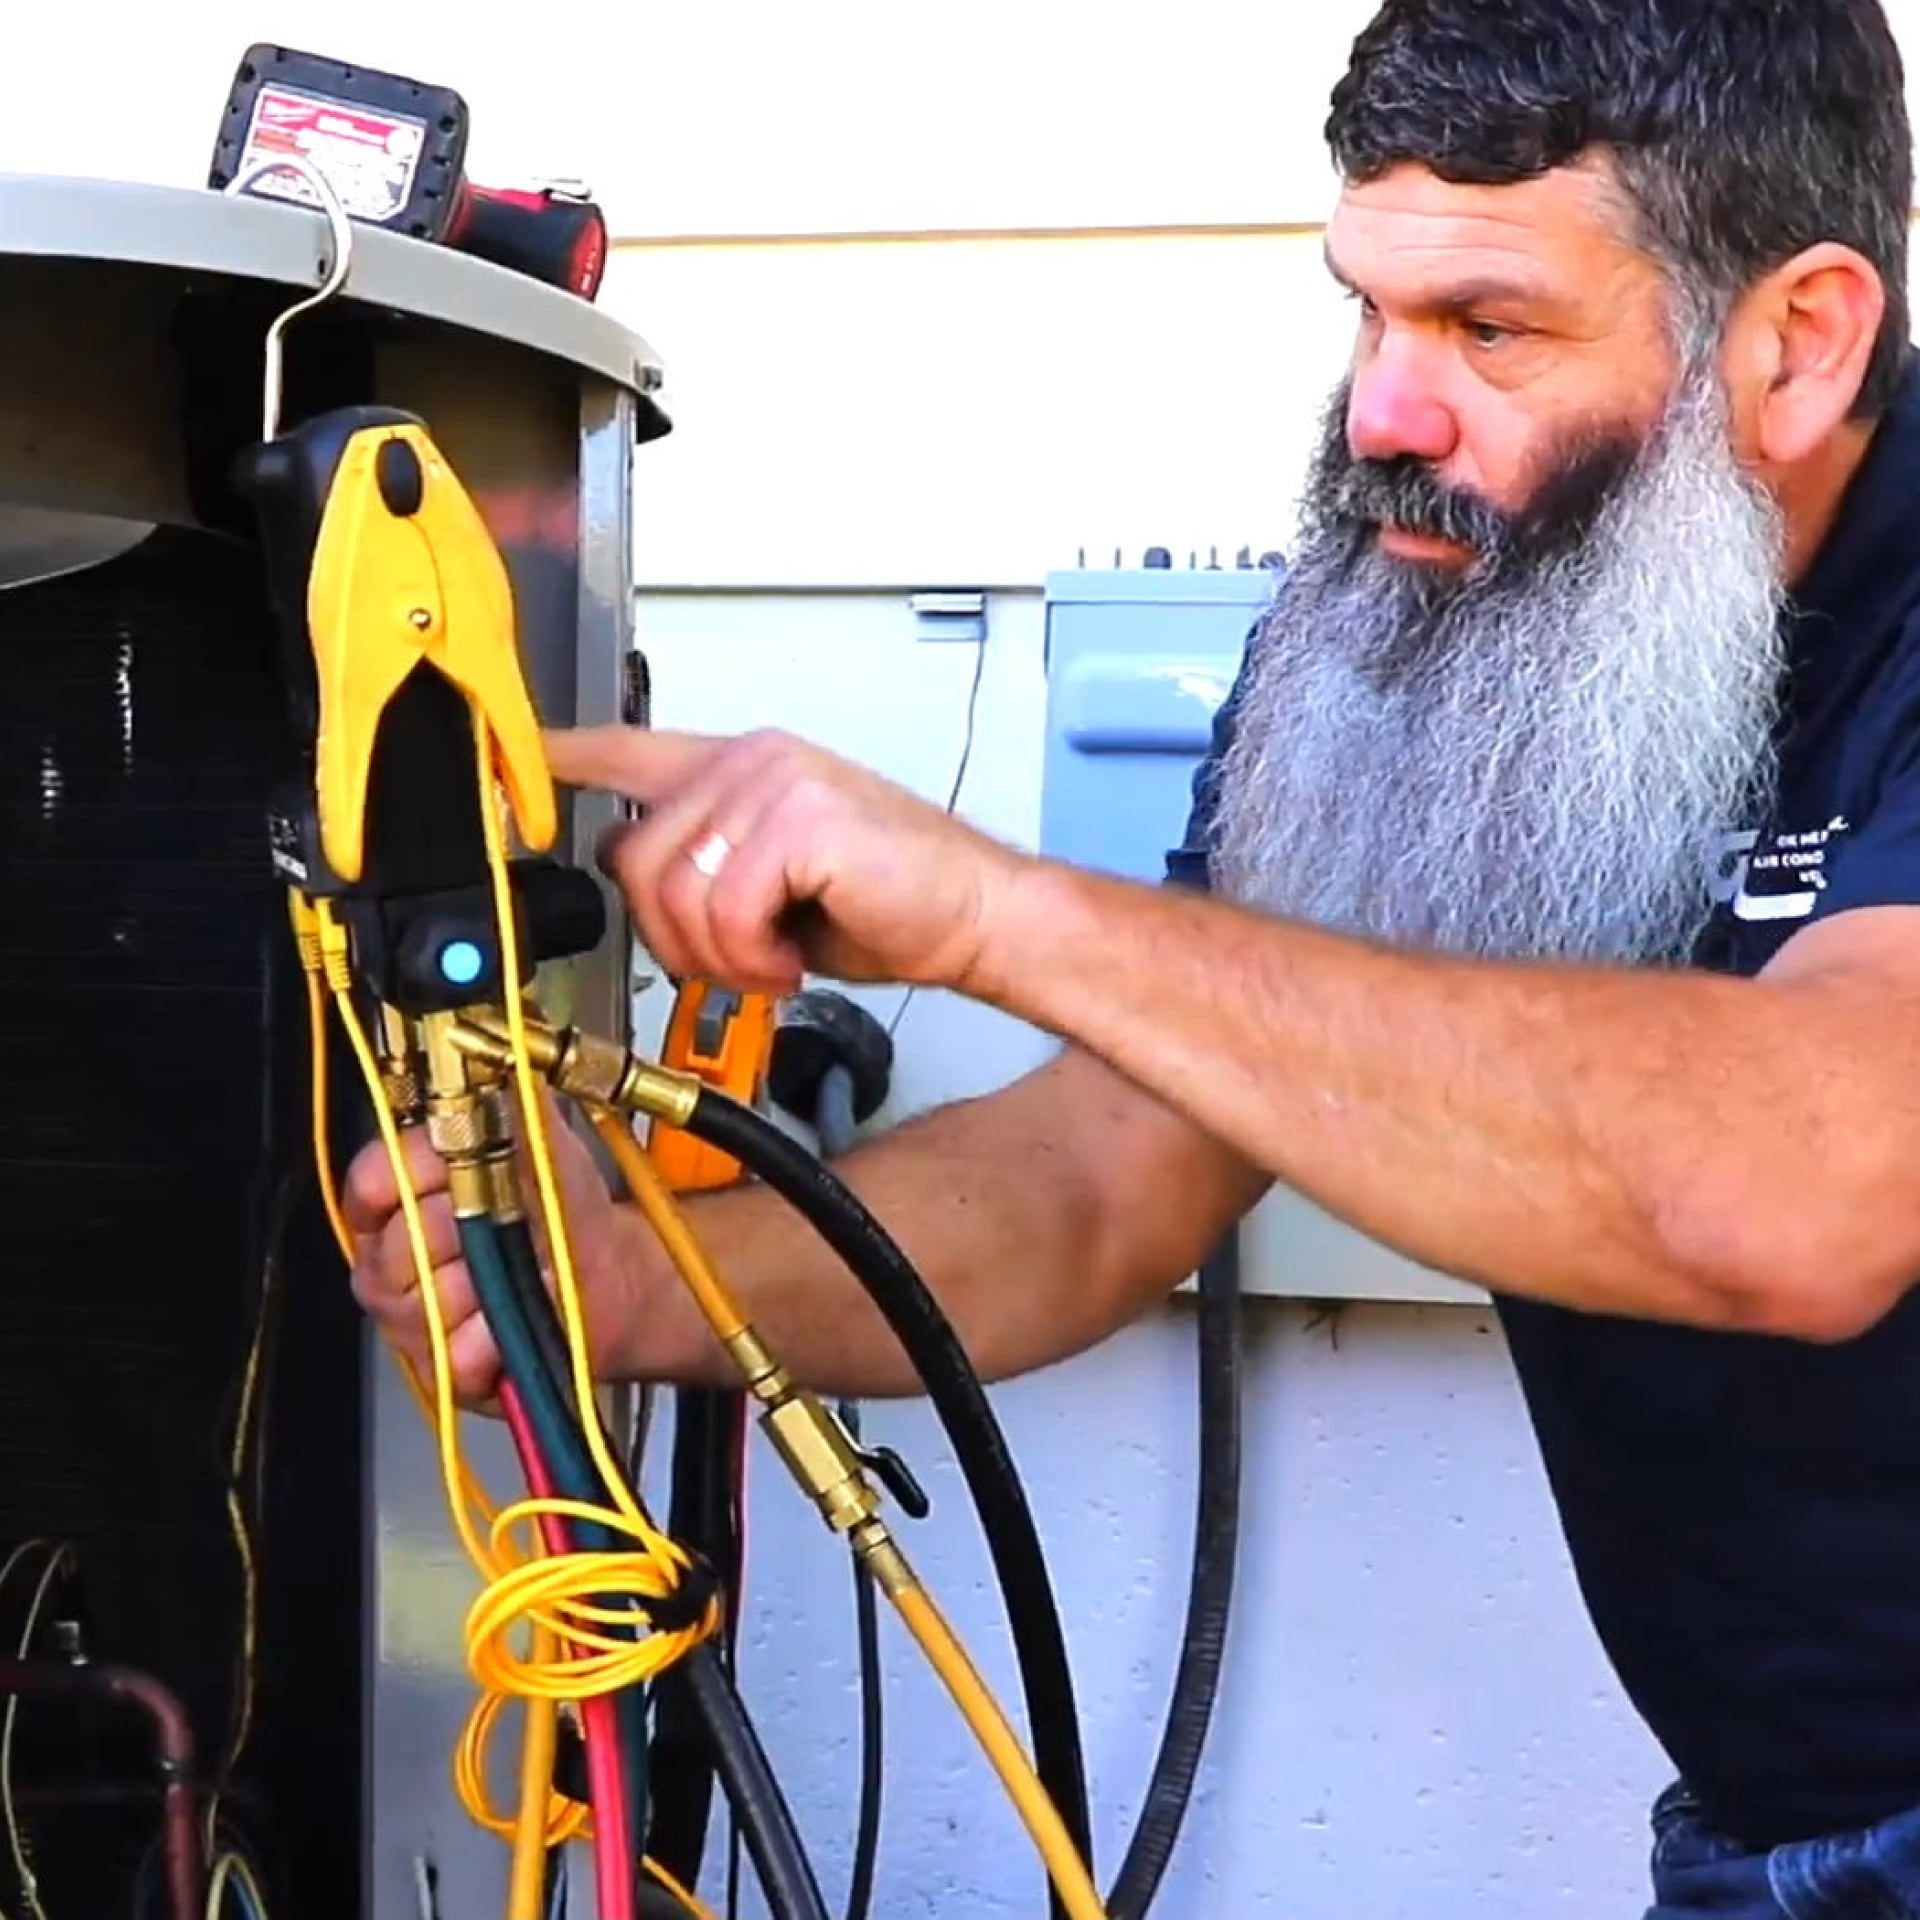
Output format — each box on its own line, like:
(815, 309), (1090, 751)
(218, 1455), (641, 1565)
(650, 981), (779, 1191)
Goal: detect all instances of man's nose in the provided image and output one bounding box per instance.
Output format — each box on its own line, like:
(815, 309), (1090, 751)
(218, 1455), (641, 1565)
(1347, 343), (1460, 466)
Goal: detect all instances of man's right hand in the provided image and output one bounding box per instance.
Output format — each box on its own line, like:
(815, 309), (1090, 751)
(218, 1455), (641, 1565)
(343, 1114), (667, 1406)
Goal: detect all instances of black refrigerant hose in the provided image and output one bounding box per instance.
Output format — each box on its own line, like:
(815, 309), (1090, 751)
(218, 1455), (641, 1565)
(796, 1052), (1243, 1920)
(678, 1085), (1095, 1920)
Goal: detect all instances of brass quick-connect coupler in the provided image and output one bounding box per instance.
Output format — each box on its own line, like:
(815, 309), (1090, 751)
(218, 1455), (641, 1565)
(434, 1092), (521, 1222)
(450, 1010), (702, 1128)
(375, 1004), (425, 1123)
(721, 1325), (784, 1400)
(764, 1391), (883, 1535)
(431, 1099), (491, 1216)
(381, 1062), (425, 1121)
(481, 1141), (526, 1223)
(727, 1324), (883, 1535)
(468, 1085), (523, 1222)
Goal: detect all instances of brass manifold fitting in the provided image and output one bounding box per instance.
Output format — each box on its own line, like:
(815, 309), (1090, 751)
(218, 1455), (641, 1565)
(405, 1008), (525, 1219)
(448, 1007), (701, 1128)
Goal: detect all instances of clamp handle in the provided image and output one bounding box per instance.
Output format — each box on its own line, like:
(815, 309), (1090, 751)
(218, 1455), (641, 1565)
(235, 406), (557, 889)
(236, 406), (602, 1016)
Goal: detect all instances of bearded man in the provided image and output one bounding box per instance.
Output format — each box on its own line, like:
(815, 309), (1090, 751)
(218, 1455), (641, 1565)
(347, 2), (1920, 1912)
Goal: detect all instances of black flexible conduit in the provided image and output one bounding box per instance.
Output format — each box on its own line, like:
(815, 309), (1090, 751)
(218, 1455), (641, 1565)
(474, 1211), (831, 1920)
(680, 1643), (827, 1920)
(1107, 1231), (1242, 1920)
(678, 1086), (1094, 1920)
(648, 1384), (741, 1890)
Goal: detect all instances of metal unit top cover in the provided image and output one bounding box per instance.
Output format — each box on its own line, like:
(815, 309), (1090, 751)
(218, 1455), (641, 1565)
(0, 170), (665, 401)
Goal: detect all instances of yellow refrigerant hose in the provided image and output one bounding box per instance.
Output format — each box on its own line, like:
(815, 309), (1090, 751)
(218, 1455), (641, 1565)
(585, 1106), (1111, 1920)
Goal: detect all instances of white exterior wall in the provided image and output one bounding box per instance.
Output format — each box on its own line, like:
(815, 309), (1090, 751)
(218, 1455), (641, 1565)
(13, 8), (1920, 1913)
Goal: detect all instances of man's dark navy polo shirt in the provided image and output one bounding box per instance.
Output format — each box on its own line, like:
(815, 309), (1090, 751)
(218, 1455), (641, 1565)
(1170, 354), (1920, 1847)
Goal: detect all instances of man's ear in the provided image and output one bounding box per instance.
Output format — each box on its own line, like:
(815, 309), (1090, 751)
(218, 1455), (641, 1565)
(1722, 243), (1887, 463)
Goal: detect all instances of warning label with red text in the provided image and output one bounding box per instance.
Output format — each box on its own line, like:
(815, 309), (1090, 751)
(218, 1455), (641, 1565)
(236, 83), (426, 222)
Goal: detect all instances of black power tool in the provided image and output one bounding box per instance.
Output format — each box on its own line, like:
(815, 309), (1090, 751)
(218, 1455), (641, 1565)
(209, 43), (609, 299)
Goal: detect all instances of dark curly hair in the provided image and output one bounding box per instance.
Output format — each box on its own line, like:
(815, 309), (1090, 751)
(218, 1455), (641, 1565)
(1326, 0), (1913, 415)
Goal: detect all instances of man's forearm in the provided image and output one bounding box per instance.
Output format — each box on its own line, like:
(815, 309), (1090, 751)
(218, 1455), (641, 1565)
(970, 863), (1920, 1338)
(607, 1050), (1255, 1396)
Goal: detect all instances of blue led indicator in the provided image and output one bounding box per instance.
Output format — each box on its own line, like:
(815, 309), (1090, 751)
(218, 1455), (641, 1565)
(439, 939), (485, 986)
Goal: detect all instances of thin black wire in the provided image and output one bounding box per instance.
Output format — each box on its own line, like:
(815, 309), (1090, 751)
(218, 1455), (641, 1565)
(887, 631), (987, 1046)
(837, 1410), (884, 1920)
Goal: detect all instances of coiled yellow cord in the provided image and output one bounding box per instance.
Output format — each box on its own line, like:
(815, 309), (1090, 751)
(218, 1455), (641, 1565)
(455, 1685), (589, 1849)
(302, 914), (601, 1864)
(321, 932), (623, 1853)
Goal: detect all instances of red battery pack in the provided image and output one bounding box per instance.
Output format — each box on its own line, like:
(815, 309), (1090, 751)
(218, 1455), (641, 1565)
(446, 184), (608, 300)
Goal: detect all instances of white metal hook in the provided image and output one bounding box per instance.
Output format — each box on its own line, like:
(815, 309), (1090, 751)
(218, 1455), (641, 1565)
(221, 155), (357, 441)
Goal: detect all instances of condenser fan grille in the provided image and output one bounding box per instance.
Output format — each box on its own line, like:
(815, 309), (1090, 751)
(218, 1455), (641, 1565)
(0, 527), (362, 1915)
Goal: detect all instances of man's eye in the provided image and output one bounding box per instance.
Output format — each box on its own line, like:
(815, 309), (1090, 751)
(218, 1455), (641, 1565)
(1466, 319), (1515, 347)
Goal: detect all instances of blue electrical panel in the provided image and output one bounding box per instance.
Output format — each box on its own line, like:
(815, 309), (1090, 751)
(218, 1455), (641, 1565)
(1034, 553), (1486, 1307)
(1039, 560), (1281, 886)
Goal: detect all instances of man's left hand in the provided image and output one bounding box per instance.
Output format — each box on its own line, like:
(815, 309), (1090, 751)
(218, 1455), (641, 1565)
(544, 724), (1028, 996)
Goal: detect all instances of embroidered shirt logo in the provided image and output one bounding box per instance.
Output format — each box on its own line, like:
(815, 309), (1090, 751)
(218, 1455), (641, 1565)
(1711, 816), (1851, 923)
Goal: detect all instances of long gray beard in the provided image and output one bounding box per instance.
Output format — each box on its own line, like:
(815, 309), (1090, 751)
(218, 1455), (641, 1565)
(1209, 365), (1789, 964)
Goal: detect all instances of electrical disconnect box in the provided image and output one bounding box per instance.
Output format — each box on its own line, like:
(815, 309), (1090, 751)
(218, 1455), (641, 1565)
(1039, 560), (1264, 885)
(1039, 555), (1485, 1307)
